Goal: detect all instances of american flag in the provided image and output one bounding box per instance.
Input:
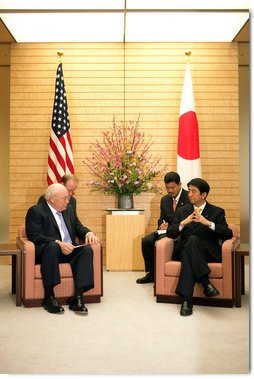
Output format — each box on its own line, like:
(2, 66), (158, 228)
(47, 63), (74, 185)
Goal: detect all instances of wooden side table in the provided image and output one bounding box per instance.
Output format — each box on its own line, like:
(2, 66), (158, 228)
(235, 243), (249, 307)
(0, 243), (22, 306)
(106, 209), (145, 270)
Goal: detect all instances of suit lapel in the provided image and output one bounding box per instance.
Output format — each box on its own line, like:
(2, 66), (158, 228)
(42, 201), (59, 229)
(200, 202), (211, 221)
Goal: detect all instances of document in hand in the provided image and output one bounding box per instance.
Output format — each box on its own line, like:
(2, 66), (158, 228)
(74, 244), (87, 249)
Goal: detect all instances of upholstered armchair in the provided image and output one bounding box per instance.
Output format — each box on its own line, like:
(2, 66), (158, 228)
(155, 224), (239, 307)
(17, 225), (103, 307)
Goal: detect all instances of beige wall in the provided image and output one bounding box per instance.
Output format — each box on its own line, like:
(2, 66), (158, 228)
(7, 42), (242, 264)
(0, 44), (10, 264)
(239, 65), (249, 243)
(0, 44), (10, 242)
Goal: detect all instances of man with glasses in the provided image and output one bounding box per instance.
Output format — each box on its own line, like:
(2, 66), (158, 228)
(26, 183), (99, 315)
(61, 174), (78, 212)
(136, 172), (189, 284)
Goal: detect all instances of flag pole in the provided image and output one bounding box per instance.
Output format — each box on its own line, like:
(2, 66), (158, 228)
(185, 50), (191, 62)
(57, 50), (64, 63)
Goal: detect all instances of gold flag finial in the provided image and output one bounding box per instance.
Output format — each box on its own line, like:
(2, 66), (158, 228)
(57, 50), (64, 63)
(185, 50), (191, 62)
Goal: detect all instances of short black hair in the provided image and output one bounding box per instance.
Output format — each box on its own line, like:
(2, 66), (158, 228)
(164, 172), (181, 185)
(187, 178), (210, 195)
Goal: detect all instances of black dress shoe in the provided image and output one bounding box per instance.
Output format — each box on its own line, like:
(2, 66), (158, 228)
(43, 296), (65, 314)
(136, 273), (154, 284)
(69, 296), (88, 314)
(180, 301), (193, 316)
(204, 283), (220, 297)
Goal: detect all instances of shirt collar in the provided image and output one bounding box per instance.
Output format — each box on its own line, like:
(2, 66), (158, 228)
(174, 188), (183, 203)
(47, 202), (59, 216)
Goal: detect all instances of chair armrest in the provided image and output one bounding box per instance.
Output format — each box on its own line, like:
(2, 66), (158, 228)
(221, 236), (240, 297)
(222, 236), (240, 265)
(16, 236), (36, 300)
(90, 242), (103, 295)
(155, 237), (174, 294)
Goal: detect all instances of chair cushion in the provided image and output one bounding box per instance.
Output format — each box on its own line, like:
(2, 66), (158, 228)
(165, 261), (223, 279)
(35, 263), (73, 279)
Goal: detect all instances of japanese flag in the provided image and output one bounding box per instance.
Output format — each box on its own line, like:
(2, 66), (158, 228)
(177, 62), (202, 189)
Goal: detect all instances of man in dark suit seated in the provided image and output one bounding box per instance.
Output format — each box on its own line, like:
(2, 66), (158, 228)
(136, 172), (189, 284)
(167, 178), (233, 316)
(26, 183), (99, 315)
(38, 174), (78, 212)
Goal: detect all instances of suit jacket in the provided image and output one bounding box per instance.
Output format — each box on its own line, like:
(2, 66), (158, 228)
(26, 199), (91, 259)
(166, 202), (233, 262)
(158, 189), (189, 228)
(38, 194), (77, 212)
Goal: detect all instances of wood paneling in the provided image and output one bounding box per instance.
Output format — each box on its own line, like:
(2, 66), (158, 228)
(9, 42), (240, 264)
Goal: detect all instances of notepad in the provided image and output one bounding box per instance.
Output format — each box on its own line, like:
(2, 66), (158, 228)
(156, 230), (167, 235)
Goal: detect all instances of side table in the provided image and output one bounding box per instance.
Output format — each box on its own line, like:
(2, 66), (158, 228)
(106, 209), (145, 270)
(0, 243), (22, 306)
(235, 243), (249, 307)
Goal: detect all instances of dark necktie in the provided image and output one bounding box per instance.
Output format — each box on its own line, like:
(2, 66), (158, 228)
(56, 211), (72, 243)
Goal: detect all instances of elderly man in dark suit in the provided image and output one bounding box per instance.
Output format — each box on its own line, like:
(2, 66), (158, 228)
(167, 178), (233, 316)
(26, 183), (99, 315)
(136, 172), (189, 284)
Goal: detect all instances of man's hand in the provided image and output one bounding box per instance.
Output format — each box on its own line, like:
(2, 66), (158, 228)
(85, 232), (100, 245)
(159, 220), (168, 230)
(56, 241), (74, 255)
(180, 213), (195, 228)
(192, 210), (211, 227)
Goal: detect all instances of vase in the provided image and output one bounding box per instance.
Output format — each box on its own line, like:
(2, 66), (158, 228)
(117, 194), (134, 209)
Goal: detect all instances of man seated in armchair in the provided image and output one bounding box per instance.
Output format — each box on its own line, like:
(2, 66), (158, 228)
(26, 183), (99, 315)
(167, 178), (233, 316)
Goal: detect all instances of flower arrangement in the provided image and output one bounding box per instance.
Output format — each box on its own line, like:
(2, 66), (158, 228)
(84, 117), (162, 196)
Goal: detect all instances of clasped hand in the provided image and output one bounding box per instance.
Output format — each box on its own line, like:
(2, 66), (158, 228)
(181, 211), (211, 228)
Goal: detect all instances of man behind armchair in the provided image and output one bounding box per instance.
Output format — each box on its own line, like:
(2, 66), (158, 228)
(26, 183), (99, 315)
(136, 172), (189, 284)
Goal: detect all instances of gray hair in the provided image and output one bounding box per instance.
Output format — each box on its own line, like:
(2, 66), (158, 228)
(45, 183), (66, 200)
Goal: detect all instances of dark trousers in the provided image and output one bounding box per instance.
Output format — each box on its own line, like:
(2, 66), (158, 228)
(142, 232), (165, 274)
(38, 242), (94, 293)
(173, 235), (217, 299)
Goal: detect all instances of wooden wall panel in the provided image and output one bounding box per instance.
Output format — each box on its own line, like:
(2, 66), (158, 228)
(9, 42), (240, 264)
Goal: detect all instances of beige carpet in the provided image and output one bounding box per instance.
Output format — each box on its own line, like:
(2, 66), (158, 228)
(0, 264), (249, 375)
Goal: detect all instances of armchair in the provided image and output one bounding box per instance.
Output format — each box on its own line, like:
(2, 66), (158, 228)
(155, 224), (239, 307)
(17, 225), (103, 307)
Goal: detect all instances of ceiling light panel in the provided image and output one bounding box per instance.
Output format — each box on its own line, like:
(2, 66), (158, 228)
(125, 11), (249, 42)
(0, 0), (125, 10)
(0, 12), (124, 42)
(126, 0), (249, 10)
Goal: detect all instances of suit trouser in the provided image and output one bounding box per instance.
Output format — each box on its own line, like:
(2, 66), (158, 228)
(142, 232), (166, 274)
(39, 242), (94, 293)
(174, 235), (215, 299)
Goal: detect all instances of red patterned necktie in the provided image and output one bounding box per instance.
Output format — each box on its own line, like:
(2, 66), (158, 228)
(173, 198), (177, 212)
